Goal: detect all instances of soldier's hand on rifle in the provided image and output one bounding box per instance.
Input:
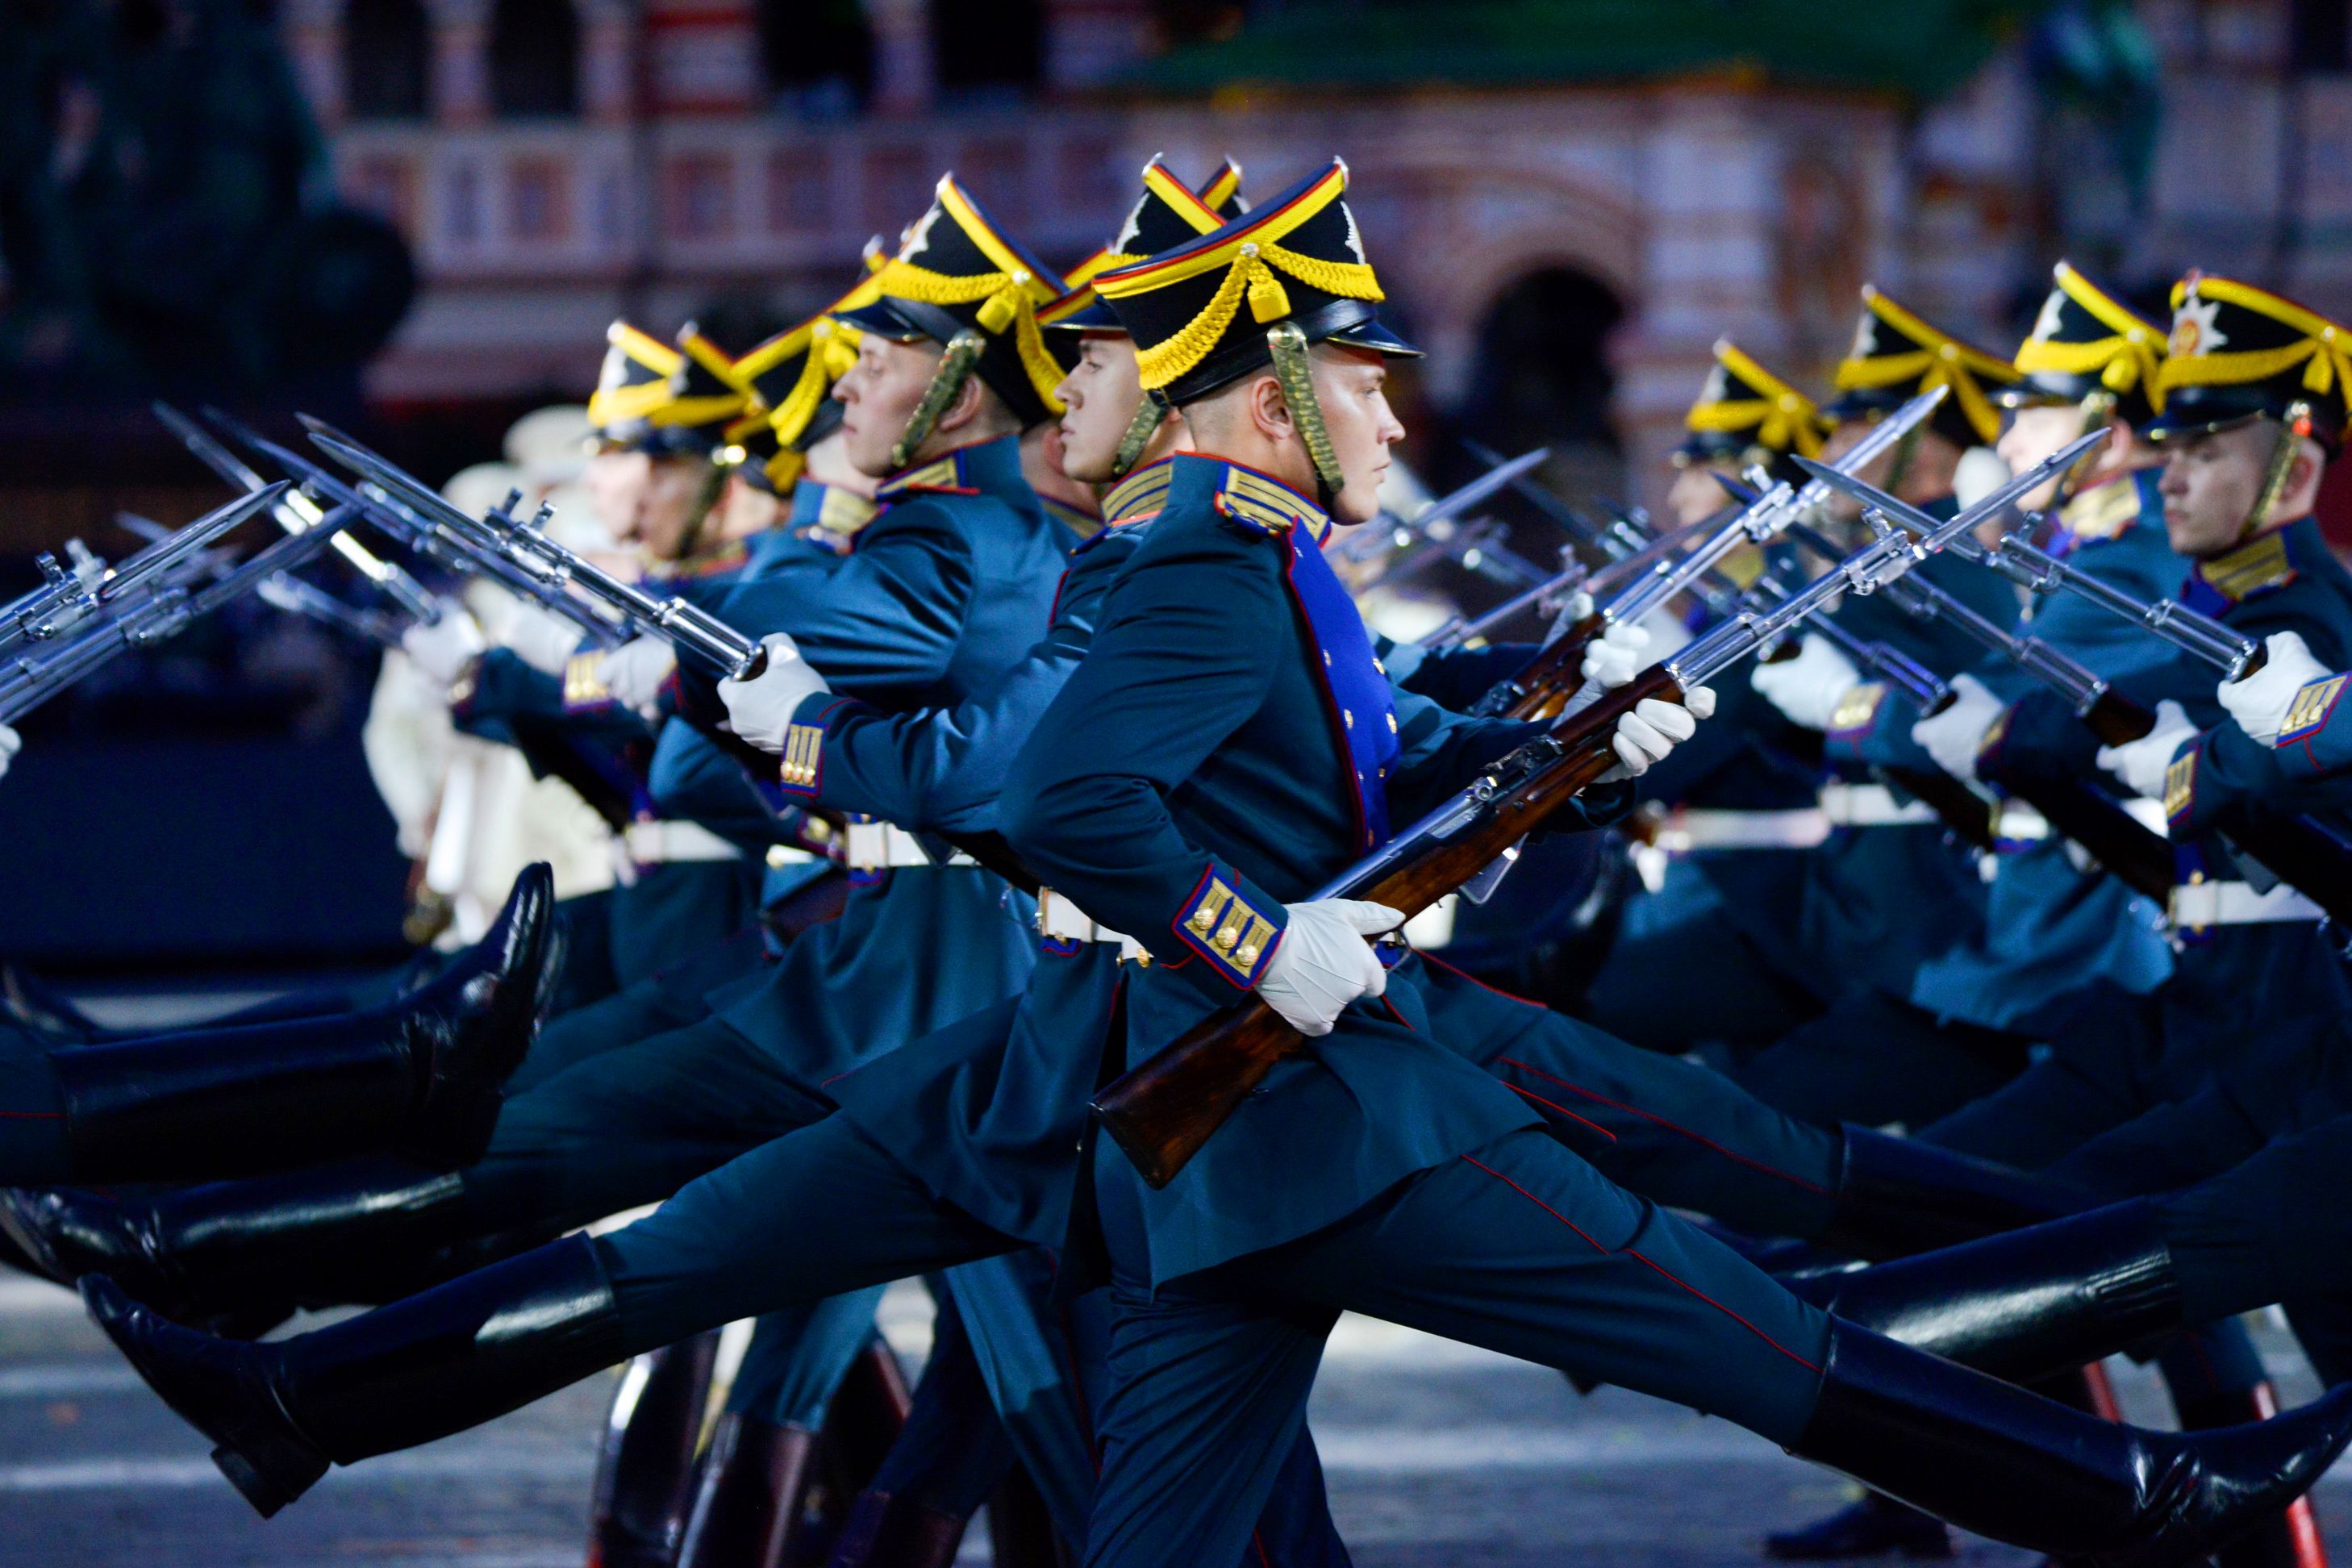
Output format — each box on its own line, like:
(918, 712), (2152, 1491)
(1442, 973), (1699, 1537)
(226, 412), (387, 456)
(1749, 633), (1860, 731)
(1257, 899), (1403, 1036)
(598, 637), (678, 721)
(399, 599), (486, 686)
(1601, 692), (1712, 780)
(1911, 672), (2003, 782)
(2218, 630), (2332, 745)
(1580, 620), (1649, 690)
(0, 724), (20, 782)
(717, 633), (828, 754)
(2096, 699), (2199, 799)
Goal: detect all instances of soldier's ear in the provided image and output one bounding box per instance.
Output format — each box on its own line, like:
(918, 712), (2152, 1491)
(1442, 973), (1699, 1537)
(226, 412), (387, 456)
(1246, 370), (1291, 443)
(935, 368), (991, 436)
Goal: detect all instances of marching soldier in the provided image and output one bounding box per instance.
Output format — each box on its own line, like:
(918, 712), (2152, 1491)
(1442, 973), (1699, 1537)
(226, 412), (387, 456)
(69, 160), (2352, 1568)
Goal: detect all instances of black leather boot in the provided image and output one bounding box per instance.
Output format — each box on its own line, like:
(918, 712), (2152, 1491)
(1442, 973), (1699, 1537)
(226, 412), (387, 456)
(1764, 1491), (1952, 1560)
(82, 1231), (626, 1518)
(39, 862), (553, 1184)
(0, 1157), (482, 1324)
(1815, 1126), (2083, 1262)
(586, 1332), (724, 1568)
(1795, 1202), (2183, 1385)
(1789, 1322), (2352, 1567)
(826, 1489), (970, 1568)
(673, 1412), (821, 1568)
(2175, 1386), (2331, 1568)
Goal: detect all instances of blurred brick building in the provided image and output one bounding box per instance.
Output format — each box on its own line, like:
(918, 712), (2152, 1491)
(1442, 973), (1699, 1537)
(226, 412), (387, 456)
(280, 0), (2352, 507)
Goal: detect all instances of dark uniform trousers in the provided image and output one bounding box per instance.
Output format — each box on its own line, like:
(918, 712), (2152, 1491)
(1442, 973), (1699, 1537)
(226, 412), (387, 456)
(1078, 1125), (1831, 1567)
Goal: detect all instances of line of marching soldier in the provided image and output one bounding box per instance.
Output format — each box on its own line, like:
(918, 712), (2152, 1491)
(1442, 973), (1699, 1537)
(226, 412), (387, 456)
(4, 147), (2352, 1568)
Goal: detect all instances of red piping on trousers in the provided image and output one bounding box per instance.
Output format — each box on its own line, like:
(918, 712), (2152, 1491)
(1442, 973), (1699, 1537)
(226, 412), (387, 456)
(1495, 1057), (1829, 1195)
(0, 1111), (61, 1120)
(1499, 1081), (1619, 1143)
(1460, 1153), (1821, 1374)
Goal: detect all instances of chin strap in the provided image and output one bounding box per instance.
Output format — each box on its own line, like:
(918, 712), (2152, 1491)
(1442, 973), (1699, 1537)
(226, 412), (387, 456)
(1266, 322), (1346, 507)
(890, 330), (988, 473)
(2242, 398), (2315, 540)
(1109, 390), (1169, 480)
(678, 458), (731, 560)
(2057, 390), (2118, 503)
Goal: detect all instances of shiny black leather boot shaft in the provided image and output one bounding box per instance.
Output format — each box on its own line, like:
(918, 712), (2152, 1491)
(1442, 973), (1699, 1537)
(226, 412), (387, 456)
(586, 1332), (724, 1568)
(84, 1232), (626, 1518)
(1791, 1322), (2352, 1568)
(1797, 1201), (2182, 1383)
(43, 861), (553, 1183)
(1816, 1126), (2083, 1262)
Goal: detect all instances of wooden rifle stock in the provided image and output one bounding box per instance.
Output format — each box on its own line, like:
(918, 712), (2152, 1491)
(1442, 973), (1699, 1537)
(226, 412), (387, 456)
(1474, 612), (1601, 719)
(1878, 766), (1999, 853)
(1091, 665), (1682, 1189)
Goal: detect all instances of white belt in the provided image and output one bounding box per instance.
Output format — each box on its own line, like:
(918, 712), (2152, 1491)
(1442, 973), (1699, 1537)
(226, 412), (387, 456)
(619, 819), (742, 868)
(2168, 880), (2325, 928)
(844, 819), (977, 872)
(1036, 889), (1149, 961)
(1818, 782), (1941, 828)
(1653, 807), (1832, 853)
(1993, 801), (2051, 847)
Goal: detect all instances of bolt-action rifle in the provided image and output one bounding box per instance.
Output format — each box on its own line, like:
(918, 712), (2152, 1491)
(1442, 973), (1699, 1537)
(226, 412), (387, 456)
(1091, 432), (2097, 1189)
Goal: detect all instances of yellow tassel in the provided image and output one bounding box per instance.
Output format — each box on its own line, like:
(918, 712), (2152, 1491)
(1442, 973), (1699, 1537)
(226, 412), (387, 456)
(2103, 357), (2137, 393)
(1246, 258), (1291, 324)
(978, 285), (1020, 336)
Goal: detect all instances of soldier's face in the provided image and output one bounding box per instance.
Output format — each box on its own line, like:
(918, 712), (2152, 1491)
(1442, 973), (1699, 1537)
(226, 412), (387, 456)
(634, 457), (714, 560)
(584, 449), (651, 535)
(1667, 461), (1734, 528)
(836, 334), (944, 477)
(1996, 405), (2095, 511)
(2160, 421), (2320, 555)
(1312, 345), (1405, 526)
(1053, 334), (1149, 485)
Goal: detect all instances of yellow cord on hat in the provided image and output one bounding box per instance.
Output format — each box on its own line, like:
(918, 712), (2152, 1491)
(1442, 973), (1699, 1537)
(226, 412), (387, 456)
(1685, 342), (1828, 457)
(874, 256), (1067, 415)
(2156, 274), (2352, 413)
(2013, 264), (2167, 411)
(1836, 287), (2016, 444)
(1097, 165), (1382, 392)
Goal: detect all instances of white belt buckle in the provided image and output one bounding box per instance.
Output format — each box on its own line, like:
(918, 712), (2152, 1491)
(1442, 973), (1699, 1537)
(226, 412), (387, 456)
(1036, 888), (1148, 962)
(2168, 879), (2324, 928)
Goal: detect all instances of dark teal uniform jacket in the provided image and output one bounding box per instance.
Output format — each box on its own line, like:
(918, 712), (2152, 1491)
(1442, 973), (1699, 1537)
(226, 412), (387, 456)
(697, 436), (1074, 1088)
(1000, 454), (1628, 1285)
(1827, 469), (2182, 1028)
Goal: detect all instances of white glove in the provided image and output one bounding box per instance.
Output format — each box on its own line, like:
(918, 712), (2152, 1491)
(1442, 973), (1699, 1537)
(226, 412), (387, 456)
(1749, 634), (1862, 731)
(1579, 620), (1649, 690)
(0, 724), (21, 782)
(717, 633), (830, 753)
(1909, 672), (2003, 783)
(1602, 690), (1715, 779)
(598, 637), (678, 721)
(399, 602), (486, 686)
(2096, 698), (2200, 799)
(1257, 898), (1401, 1036)
(2217, 630), (2333, 746)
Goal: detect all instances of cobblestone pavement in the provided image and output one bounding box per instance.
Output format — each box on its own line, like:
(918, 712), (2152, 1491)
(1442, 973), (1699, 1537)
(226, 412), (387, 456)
(2, 1267), (2346, 1568)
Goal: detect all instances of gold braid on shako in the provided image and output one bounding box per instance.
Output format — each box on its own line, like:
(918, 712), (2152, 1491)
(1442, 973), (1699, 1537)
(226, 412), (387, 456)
(1831, 285), (2020, 448)
(2010, 261), (2168, 423)
(839, 175), (1070, 470)
(1092, 159), (1420, 499)
(1681, 339), (1829, 475)
(1042, 156), (1249, 479)
(586, 322), (682, 440)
